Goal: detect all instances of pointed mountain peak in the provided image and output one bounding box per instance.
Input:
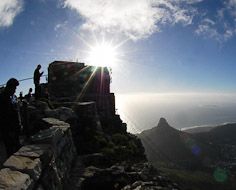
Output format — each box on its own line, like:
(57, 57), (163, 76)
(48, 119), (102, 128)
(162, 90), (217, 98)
(157, 117), (170, 128)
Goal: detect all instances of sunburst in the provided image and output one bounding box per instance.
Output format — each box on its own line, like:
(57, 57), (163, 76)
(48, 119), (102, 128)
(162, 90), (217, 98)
(87, 40), (118, 68)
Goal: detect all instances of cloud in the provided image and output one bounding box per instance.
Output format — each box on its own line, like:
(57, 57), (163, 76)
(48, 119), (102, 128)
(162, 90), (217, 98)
(0, 0), (23, 28)
(195, 18), (226, 41)
(54, 21), (68, 31)
(195, 0), (236, 42)
(62, 0), (236, 42)
(226, 0), (236, 20)
(63, 0), (202, 40)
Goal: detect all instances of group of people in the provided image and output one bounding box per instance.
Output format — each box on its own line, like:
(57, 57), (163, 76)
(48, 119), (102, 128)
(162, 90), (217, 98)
(0, 64), (44, 157)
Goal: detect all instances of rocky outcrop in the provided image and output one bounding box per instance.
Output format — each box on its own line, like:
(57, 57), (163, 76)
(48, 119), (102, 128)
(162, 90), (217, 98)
(0, 118), (76, 190)
(0, 61), (185, 189)
(0, 104), (183, 190)
(0, 168), (33, 190)
(66, 159), (180, 190)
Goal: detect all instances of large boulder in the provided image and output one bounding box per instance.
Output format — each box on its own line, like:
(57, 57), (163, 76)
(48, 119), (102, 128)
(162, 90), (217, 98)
(14, 144), (53, 168)
(0, 168), (33, 190)
(3, 155), (42, 180)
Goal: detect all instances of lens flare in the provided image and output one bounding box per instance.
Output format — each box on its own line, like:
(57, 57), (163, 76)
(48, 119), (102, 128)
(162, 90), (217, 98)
(213, 167), (228, 183)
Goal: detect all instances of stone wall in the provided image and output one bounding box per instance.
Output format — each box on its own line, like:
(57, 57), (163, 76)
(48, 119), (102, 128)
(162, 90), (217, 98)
(0, 118), (76, 190)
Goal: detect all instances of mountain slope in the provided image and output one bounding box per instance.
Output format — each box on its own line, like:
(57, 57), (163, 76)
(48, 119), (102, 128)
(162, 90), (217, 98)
(193, 123), (236, 145)
(139, 118), (204, 168)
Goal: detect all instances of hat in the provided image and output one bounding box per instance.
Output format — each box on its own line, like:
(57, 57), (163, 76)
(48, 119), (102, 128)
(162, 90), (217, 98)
(6, 78), (19, 87)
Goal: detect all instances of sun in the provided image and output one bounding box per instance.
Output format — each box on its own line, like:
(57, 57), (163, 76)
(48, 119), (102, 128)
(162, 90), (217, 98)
(87, 41), (118, 68)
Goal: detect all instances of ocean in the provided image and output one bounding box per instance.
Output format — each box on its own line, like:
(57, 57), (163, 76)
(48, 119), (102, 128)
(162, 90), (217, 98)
(116, 93), (236, 133)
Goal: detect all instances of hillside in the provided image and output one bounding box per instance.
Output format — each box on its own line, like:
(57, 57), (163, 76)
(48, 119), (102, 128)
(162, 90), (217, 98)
(139, 118), (236, 190)
(139, 118), (209, 168)
(193, 123), (236, 145)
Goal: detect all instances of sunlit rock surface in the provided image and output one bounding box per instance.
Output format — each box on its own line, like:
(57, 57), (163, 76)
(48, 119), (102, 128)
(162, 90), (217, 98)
(3, 155), (41, 180)
(0, 168), (33, 190)
(0, 118), (76, 189)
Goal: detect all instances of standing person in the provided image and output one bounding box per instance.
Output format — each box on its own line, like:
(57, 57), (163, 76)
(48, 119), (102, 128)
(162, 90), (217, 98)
(34, 64), (44, 99)
(0, 78), (21, 156)
(25, 88), (33, 102)
(19, 91), (23, 102)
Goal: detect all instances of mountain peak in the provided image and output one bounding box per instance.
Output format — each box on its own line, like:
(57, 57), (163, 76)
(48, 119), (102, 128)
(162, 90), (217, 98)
(157, 117), (170, 128)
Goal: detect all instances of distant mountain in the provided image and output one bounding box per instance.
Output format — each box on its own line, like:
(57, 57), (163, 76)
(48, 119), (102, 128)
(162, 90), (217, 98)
(193, 123), (236, 145)
(182, 122), (236, 136)
(139, 119), (236, 170)
(139, 118), (205, 168)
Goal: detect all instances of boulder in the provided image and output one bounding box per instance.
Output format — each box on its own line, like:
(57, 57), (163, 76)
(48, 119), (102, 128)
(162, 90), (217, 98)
(14, 144), (53, 167)
(0, 168), (33, 190)
(3, 155), (42, 180)
(30, 127), (64, 156)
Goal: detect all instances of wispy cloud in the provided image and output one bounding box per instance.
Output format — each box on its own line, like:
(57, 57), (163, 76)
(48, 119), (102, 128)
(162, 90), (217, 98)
(63, 0), (202, 40)
(195, 0), (236, 42)
(0, 0), (23, 28)
(195, 18), (231, 42)
(62, 0), (236, 42)
(54, 21), (68, 31)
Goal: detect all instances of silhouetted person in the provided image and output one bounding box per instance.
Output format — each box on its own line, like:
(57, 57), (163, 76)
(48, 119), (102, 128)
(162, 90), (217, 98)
(25, 88), (33, 102)
(19, 91), (23, 102)
(34, 64), (44, 99)
(0, 78), (21, 156)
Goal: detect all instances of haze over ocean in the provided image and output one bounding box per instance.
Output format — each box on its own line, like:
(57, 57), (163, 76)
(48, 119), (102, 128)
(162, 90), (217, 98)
(116, 93), (236, 133)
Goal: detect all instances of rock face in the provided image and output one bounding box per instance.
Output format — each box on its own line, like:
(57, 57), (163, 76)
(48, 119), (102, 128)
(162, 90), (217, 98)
(0, 61), (183, 189)
(0, 118), (77, 190)
(3, 155), (42, 180)
(62, 108), (181, 189)
(0, 168), (33, 190)
(66, 160), (180, 190)
(0, 106), (182, 190)
(0, 99), (151, 189)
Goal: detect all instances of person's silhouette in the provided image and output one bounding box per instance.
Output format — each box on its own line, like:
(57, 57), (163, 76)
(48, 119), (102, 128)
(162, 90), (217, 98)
(0, 78), (21, 156)
(34, 64), (44, 99)
(25, 88), (33, 102)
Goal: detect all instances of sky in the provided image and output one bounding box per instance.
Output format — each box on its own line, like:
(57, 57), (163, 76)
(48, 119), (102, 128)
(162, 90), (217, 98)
(1, 0), (236, 132)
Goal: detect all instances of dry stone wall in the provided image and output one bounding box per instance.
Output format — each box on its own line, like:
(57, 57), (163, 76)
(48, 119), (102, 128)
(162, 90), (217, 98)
(0, 118), (76, 190)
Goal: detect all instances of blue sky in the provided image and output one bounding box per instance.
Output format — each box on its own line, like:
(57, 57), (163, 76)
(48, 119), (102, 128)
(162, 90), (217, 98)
(1, 0), (236, 95)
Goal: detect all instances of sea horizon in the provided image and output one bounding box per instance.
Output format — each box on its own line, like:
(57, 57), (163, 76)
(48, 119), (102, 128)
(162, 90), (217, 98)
(115, 92), (236, 133)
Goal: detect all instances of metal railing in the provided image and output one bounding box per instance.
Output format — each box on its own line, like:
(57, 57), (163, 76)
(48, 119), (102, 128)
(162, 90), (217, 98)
(0, 75), (48, 87)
